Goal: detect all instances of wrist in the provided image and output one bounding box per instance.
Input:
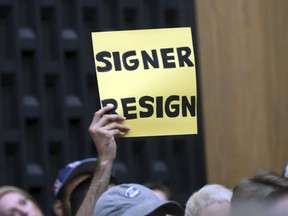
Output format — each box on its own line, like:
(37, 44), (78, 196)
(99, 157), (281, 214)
(97, 157), (115, 166)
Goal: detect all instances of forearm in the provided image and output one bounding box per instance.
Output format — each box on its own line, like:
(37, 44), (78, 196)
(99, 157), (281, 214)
(75, 159), (114, 216)
(79, 105), (129, 216)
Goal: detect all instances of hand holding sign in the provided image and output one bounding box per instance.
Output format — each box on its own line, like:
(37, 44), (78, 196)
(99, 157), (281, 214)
(89, 105), (130, 162)
(91, 27), (198, 137)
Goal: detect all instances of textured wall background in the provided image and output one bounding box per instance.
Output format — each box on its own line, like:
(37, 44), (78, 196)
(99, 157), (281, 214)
(0, 0), (206, 214)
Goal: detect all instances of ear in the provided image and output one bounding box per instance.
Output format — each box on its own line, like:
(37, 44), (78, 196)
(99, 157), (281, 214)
(53, 200), (64, 216)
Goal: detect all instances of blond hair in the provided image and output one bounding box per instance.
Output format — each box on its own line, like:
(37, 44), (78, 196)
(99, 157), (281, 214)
(185, 184), (232, 216)
(0, 186), (39, 208)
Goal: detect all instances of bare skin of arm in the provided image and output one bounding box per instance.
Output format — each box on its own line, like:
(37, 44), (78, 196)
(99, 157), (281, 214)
(75, 105), (130, 216)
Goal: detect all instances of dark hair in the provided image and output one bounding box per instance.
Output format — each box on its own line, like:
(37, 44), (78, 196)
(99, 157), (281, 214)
(70, 177), (92, 216)
(109, 175), (118, 186)
(56, 187), (66, 203)
(268, 187), (288, 201)
(143, 181), (171, 199)
(231, 170), (288, 216)
(232, 170), (288, 203)
(56, 173), (92, 203)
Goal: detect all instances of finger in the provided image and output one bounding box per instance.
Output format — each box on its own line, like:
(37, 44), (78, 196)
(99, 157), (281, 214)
(97, 114), (126, 127)
(111, 129), (128, 137)
(103, 122), (130, 132)
(89, 116), (127, 136)
(90, 105), (115, 125)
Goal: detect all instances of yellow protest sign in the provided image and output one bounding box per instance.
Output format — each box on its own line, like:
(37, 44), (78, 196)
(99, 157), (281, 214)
(91, 27), (197, 137)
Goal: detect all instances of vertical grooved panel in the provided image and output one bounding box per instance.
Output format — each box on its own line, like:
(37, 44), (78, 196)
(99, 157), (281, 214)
(45, 75), (62, 128)
(61, 0), (76, 29)
(41, 7), (58, 60)
(0, 6), (14, 60)
(18, 0), (35, 28)
(1, 74), (19, 128)
(25, 119), (42, 164)
(68, 119), (84, 160)
(21, 51), (38, 96)
(4, 142), (22, 185)
(64, 51), (80, 95)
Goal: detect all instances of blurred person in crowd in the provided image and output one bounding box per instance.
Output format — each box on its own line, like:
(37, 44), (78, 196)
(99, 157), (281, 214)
(94, 183), (184, 216)
(54, 104), (129, 216)
(232, 170), (288, 201)
(69, 174), (118, 216)
(75, 104), (129, 216)
(70, 177), (92, 216)
(52, 158), (97, 216)
(230, 169), (288, 216)
(53, 159), (119, 216)
(185, 184), (232, 216)
(76, 105), (184, 215)
(0, 186), (43, 216)
(267, 188), (288, 216)
(144, 181), (171, 201)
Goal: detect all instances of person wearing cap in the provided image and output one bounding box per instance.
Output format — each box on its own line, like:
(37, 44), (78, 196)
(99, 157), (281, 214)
(76, 106), (183, 216)
(53, 105), (130, 216)
(94, 183), (184, 216)
(52, 158), (98, 216)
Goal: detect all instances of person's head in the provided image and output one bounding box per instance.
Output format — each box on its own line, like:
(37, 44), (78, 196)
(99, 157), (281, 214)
(94, 183), (184, 216)
(232, 170), (288, 203)
(0, 186), (43, 216)
(53, 158), (97, 216)
(69, 171), (119, 215)
(144, 182), (171, 200)
(231, 170), (288, 216)
(185, 184), (232, 216)
(70, 176), (92, 216)
(267, 188), (288, 216)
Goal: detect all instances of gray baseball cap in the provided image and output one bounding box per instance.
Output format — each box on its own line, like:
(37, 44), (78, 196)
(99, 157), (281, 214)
(94, 183), (184, 216)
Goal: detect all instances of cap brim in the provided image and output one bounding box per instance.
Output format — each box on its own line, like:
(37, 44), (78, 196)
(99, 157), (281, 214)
(64, 159), (97, 187)
(124, 199), (184, 216)
(56, 158), (97, 197)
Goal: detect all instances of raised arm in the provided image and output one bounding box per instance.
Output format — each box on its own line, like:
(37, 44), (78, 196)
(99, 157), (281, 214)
(75, 105), (129, 216)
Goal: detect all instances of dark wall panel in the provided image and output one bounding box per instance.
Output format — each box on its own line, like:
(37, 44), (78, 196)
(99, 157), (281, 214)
(0, 0), (206, 214)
